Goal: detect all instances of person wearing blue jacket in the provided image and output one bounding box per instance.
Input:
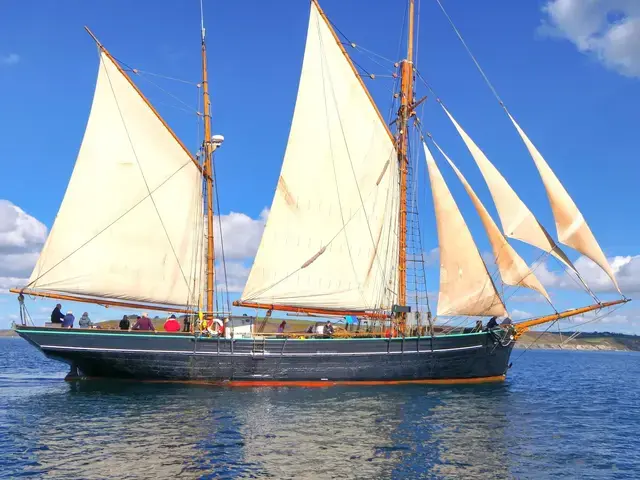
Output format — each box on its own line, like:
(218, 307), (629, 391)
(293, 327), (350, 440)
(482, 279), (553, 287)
(62, 311), (75, 328)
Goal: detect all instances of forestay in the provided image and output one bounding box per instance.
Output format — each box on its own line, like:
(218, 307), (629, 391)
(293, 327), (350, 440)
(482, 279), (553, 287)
(507, 113), (621, 294)
(423, 142), (507, 317)
(432, 141), (551, 304)
(240, 2), (399, 311)
(27, 52), (204, 307)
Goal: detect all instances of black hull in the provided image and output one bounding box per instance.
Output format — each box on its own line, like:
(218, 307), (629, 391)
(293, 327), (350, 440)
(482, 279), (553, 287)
(15, 327), (514, 384)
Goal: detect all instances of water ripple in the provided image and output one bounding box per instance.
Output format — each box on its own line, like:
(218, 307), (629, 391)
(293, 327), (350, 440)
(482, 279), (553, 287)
(1, 338), (639, 479)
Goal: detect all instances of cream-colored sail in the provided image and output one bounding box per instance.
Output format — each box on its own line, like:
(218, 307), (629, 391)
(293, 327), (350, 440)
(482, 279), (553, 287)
(27, 52), (204, 306)
(239, 2), (399, 311)
(440, 105), (579, 270)
(507, 113), (621, 294)
(423, 142), (507, 317)
(432, 141), (551, 303)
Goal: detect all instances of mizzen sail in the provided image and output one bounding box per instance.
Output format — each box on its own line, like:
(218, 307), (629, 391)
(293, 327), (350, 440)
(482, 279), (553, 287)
(507, 113), (621, 294)
(431, 140), (551, 304)
(423, 142), (507, 317)
(239, 2), (399, 311)
(27, 52), (204, 307)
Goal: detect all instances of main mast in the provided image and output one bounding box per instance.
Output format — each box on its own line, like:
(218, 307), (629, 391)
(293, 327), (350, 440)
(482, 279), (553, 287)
(200, 8), (215, 319)
(397, 0), (415, 328)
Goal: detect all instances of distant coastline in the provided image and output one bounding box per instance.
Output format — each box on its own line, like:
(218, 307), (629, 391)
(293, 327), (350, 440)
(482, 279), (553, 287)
(515, 331), (640, 352)
(1, 327), (638, 351)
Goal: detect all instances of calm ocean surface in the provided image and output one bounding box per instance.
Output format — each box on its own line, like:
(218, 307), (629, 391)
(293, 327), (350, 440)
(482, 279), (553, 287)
(0, 338), (638, 479)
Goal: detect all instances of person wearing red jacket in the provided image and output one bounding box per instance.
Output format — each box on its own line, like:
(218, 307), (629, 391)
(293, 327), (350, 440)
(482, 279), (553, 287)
(164, 314), (181, 332)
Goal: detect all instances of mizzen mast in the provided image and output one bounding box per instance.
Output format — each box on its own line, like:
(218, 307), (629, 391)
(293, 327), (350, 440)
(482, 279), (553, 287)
(396, 0), (415, 328)
(200, 2), (216, 319)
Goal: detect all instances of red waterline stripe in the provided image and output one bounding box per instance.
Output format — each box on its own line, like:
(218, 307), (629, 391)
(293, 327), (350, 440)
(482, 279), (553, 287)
(67, 375), (506, 387)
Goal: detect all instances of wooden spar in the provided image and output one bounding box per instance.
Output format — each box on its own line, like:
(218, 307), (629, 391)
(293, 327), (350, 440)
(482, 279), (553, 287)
(200, 28), (216, 321)
(396, 0), (415, 332)
(232, 300), (389, 319)
(83, 27), (204, 176)
(513, 298), (630, 337)
(9, 288), (196, 315)
(311, 0), (395, 145)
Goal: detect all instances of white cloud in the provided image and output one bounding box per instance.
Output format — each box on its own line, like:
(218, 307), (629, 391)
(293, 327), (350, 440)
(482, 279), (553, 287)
(424, 247), (439, 266)
(533, 254), (640, 294)
(0, 276), (29, 292)
(540, 0), (640, 77)
(574, 254), (640, 293)
(511, 309), (533, 320)
(214, 209), (268, 260)
(510, 293), (550, 304)
(0, 53), (20, 66)
(0, 200), (47, 293)
(217, 262), (252, 293)
(0, 200), (47, 253)
(558, 306), (639, 331)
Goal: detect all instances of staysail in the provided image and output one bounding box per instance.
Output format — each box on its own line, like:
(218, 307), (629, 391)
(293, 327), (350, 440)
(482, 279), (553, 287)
(430, 140), (551, 304)
(239, 2), (399, 311)
(440, 105), (583, 272)
(26, 51), (204, 307)
(423, 142), (507, 317)
(507, 113), (621, 294)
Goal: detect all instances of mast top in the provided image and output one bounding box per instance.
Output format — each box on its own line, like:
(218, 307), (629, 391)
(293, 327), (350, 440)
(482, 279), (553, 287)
(200, 0), (206, 42)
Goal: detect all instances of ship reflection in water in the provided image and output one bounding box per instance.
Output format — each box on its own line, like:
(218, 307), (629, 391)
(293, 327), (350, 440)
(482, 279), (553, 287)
(19, 380), (514, 479)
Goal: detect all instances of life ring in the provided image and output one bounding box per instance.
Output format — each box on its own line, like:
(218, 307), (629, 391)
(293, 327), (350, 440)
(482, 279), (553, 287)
(211, 318), (224, 336)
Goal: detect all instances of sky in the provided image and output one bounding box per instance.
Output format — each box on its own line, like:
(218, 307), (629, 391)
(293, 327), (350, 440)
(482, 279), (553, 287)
(0, 0), (639, 333)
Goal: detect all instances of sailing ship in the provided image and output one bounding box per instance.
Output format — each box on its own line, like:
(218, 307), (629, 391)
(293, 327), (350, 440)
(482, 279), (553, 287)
(13, 0), (629, 385)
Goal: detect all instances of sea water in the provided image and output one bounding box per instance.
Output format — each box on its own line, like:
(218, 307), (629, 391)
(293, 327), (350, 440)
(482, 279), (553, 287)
(0, 337), (639, 479)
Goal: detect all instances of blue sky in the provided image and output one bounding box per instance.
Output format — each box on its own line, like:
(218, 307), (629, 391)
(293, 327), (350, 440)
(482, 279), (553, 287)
(1, 0), (638, 332)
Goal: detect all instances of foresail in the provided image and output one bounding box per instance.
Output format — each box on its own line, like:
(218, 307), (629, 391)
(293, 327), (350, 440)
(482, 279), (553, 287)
(423, 142), (507, 317)
(27, 52), (204, 307)
(432, 141), (551, 304)
(441, 105), (578, 271)
(239, 2), (399, 311)
(507, 113), (621, 294)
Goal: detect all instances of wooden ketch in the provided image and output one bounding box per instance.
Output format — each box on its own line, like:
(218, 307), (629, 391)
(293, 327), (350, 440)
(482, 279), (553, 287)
(12, 1), (630, 386)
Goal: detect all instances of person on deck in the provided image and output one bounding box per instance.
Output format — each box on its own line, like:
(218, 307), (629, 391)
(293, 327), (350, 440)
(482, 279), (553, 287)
(277, 321), (287, 334)
(485, 316), (498, 331)
(500, 317), (513, 329)
(50, 304), (65, 325)
(315, 322), (324, 336)
(133, 313), (155, 331)
(164, 314), (180, 332)
(182, 315), (191, 333)
(325, 321), (334, 337)
(62, 311), (75, 328)
(119, 315), (130, 330)
(472, 320), (483, 333)
(78, 312), (93, 328)
(345, 315), (356, 332)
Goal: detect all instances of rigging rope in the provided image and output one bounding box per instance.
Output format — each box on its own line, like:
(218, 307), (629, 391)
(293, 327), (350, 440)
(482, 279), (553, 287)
(212, 152), (232, 314)
(100, 54), (194, 299)
(28, 53), (197, 308)
(134, 72), (200, 115)
(434, 0), (505, 107)
(317, 15), (395, 309)
(512, 303), (626, 362)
